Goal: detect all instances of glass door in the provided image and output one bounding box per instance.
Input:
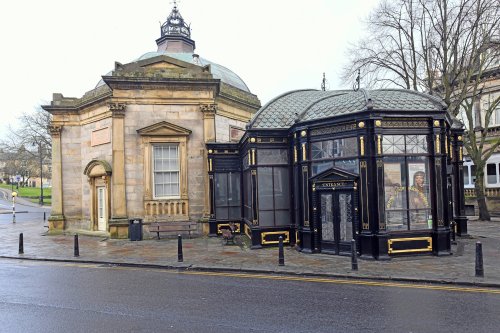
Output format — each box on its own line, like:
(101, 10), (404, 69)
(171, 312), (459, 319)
(320, 191), (354, 254)
(97, 186), (107, 231)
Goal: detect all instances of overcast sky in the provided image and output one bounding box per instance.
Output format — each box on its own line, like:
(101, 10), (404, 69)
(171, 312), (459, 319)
(0, 0), (379, 136)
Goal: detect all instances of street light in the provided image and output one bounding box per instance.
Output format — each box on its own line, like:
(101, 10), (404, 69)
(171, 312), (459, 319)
(32, 140), (44, 206)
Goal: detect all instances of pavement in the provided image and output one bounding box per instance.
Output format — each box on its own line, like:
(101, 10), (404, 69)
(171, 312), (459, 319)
(1, 203), (499, 288)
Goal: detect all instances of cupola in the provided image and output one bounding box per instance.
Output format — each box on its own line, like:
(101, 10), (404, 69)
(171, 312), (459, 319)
(156, 2), (196, 53)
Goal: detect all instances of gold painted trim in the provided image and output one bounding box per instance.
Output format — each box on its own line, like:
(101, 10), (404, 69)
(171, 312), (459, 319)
(377, 135), (382, 155)
(251, 149), (256, 165)
(245, 224), (251, 238)
(435, 135), (440, 154)
(358, 121), (365, 128)
(261, 231), (290, 245)
(433, 120), (440, 127)
(459, 147), (463, 161)
(302, 143), (307, 161)
(250, 137), (256, 143)
(209, 159), (212, 172)
(445, 136), (448, 155)
(301, 130), (307, 137)
(450, 143), (453, 159)
(458, 136), (463, 141)
(217, 223), (241, 234)
(375, 120), (382, 127)
(294, 146), (298, 163)
(208, 149), (213, 154)
(388, 237), (432, 254)
(360, 136), (365, 156)
(296, 230), (300, 245)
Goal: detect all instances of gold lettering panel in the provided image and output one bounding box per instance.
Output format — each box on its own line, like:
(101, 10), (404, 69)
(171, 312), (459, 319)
(384, 120), (428, 128)
(311, 123), (357, 136)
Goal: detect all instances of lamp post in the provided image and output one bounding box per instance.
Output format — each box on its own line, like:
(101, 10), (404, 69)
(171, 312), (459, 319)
(33, 139), (44, 206)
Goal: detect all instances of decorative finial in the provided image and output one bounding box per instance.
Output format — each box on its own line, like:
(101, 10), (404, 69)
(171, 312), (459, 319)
(170, 0), (179, 8)
(321, 72), (329, 91)
(354, 69), (360, 91)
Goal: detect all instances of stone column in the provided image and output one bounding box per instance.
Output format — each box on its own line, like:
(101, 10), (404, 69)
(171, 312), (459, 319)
(48, 125), (65, 231)
(200, 104), (216, 219)
(108, 103), (128, 238)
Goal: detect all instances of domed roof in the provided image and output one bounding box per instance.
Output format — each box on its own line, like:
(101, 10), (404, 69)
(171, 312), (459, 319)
(248, 89), (447, 129)
(136, 51), (250, 92)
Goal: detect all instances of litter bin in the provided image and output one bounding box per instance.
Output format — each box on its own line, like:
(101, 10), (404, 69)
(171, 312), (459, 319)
(128, 218), (143, 241)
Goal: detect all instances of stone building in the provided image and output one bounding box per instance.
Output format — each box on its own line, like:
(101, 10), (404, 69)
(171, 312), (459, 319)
(43, 5), (260, 238)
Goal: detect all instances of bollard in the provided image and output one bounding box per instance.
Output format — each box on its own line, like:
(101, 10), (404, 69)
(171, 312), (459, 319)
(43, 212), (46, 221)
(351, 239), (358, 271)
(74, 234), (80, 257)
(12, 193), (16, 223)
(278, 236), (285, 266)
(475, 241), (484, 277)
(177, 234), (183, 262)
(19, 233), (24, 254)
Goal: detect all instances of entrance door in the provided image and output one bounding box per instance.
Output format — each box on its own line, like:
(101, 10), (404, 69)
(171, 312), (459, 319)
(320, 190), (354, 254)
(97, 186), (107, 231)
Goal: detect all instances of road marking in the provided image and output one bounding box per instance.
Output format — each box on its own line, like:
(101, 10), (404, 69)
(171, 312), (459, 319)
(170, 270), (500, 295)
(5, 260), (500, 295)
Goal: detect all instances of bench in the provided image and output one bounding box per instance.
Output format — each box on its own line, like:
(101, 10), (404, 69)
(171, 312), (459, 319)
(221, 222), (237, 245)
(148, 221), (197, 240)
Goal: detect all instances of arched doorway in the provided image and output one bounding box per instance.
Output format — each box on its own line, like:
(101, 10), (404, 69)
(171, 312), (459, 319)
(83, 160), (112, 232)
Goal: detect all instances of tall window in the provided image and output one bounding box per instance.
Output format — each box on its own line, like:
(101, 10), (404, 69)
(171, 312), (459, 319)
(153, 144), (180, 198)
(257, 167), (290, 227)
(256, 149), (290, 227)
(214, 172), (241, 220)
(463, 159), (476, 188)
(383, 135), (432, 231)
(311, 137), (358, 175)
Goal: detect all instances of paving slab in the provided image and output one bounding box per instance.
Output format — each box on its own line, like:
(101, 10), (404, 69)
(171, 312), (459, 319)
(0, 215), (499, 288)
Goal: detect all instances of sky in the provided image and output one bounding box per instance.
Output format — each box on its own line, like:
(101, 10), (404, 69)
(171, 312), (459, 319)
(0, 0), (379, 137)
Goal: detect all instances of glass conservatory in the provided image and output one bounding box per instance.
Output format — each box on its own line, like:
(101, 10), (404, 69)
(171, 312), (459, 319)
(207, 89), (468, 259)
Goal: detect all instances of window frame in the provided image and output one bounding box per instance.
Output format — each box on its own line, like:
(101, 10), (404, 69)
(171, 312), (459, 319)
(141, 136), (189, 201)
(382, 134), (432, 231)
(152, 144), (180, 199)
(310, 137), (359, 176)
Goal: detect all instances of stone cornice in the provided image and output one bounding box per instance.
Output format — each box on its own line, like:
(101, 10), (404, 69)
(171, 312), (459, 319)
(102, 76), (220, 93)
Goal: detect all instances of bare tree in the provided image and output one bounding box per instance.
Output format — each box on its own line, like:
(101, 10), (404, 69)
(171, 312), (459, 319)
(342, 0), (499, 220)
(0, 106), (52, 185)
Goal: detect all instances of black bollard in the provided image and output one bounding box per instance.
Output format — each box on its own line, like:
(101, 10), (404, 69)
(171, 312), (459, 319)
(278, 236), (285, 266)
(43, 212), (46, 221)
(74, 234), (80, 257)
(19, 233), (24, 254)
(177, 234), (183, 262)
(475, 241), (484, 277)
(351, 239), (358, 271)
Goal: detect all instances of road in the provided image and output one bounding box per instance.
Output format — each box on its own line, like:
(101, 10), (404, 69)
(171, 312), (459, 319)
(0, 259), (499, 333)
(0, 188), (50, 223)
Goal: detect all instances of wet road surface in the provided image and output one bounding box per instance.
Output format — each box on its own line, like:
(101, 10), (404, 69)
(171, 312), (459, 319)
(0, 259), (499, 333)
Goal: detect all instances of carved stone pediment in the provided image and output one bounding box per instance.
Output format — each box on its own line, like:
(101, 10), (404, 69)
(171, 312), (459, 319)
(136, 121), (192, 137)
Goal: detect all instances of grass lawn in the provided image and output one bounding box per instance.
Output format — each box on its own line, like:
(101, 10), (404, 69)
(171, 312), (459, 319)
(0, 184), (52, 205)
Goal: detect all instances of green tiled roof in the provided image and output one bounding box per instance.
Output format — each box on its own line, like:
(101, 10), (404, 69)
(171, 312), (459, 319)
(136, 52), (250, 92)
(248, 89), (447, 129)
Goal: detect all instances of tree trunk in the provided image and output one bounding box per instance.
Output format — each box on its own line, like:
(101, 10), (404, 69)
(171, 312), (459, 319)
(475, 171), (491, 221)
